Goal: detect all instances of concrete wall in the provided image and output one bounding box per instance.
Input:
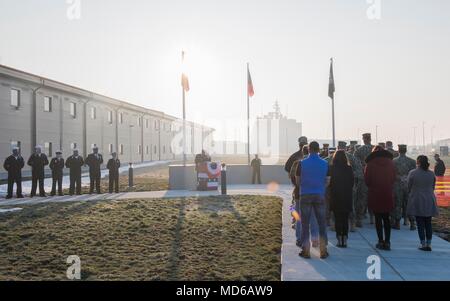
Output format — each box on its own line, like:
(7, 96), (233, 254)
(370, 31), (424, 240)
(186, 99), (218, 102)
(169, 164), (290, 190)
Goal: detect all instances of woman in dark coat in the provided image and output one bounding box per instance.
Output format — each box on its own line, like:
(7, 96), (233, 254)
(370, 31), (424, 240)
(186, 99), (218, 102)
(407, 156), (439, 251)
(329, 150), (354, 248)
(364, 146), (396, 250)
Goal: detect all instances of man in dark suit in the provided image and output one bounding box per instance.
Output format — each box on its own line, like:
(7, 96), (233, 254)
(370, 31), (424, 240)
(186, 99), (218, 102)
(85, 146), (103, 194)
(50, 150), (65, 196)
(251, 154), (262, 184)
(27, 145), (49, 197)
(3, 147), (25, 199)
(107, 152), (121, 193)
(434, 154), (446, 177)
(65, 149), (84, 195)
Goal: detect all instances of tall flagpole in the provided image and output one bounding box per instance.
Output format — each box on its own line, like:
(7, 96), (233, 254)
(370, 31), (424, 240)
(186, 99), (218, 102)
(182, 51), (187, 166)
(329, 58), (336, 147)
(247, 63), (250, 165)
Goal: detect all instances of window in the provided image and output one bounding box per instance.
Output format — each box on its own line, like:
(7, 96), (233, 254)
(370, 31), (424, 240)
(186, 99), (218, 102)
(138, 117), (142, 127)
(146, 145), (149, 155)
(107, 111), (113, 124)
(154, 145), (157, 154)
(44, 142), (53, 157)
(70, 142), (77, 150)
(154, 120), (159, 130)
(118, 112), (123, 124)
(163, 122), (166, 131)
(70, 102), (77, 118)
(91, 107), (96, 119)
(44, 96), (52, 112)
(119, 144), (124, 155)
(10, 141), (21, 151)
(108, 144), (113, 154)
(138, 145), (142, 155)
(163, 145), (166, 154)
(145, 119), (149, 129)
(11, 89), (20, 108)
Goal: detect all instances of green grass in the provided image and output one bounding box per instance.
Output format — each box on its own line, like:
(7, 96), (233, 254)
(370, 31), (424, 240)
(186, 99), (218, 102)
(0, 195), (282, 281)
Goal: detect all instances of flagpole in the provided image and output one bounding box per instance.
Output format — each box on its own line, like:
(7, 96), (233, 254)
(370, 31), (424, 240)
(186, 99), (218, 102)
(247, 63), (250, 165)
(182, 51), (187, 166)
(332, 96), (336, 148)
(330, 57), (336, 148)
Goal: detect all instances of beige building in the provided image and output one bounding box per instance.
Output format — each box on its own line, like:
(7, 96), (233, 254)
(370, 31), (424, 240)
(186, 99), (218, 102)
(0, 64), (214, 174)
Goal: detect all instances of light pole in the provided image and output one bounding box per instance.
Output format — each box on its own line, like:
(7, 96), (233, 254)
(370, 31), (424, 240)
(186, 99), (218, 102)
(422, 121), (426, 153)
(413, 127), (417, 150)
(375, 125), (379, 144)
(431, 125), (436, 152)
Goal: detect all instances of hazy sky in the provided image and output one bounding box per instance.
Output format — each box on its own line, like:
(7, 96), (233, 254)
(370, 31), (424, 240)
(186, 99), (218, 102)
(1, 0), (449, 145)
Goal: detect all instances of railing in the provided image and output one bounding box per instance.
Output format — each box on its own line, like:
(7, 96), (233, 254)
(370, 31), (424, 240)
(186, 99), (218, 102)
(436, 172), (450, 207)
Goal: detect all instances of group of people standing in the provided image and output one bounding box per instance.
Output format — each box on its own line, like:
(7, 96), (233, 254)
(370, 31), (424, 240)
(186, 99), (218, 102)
(3, 146), (122, 199)
(285, 133), (441, 259)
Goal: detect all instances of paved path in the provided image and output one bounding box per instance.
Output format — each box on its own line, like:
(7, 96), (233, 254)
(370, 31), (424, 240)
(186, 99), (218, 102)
(1, 184), (449, 281)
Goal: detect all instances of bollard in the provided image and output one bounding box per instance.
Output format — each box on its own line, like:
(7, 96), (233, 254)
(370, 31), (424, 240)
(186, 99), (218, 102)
(128, 162), (134, 188)
(221, 163), (227, 195)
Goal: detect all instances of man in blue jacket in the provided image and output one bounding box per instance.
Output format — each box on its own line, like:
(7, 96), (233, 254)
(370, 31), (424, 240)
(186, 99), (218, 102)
(297, 141), (329, 259)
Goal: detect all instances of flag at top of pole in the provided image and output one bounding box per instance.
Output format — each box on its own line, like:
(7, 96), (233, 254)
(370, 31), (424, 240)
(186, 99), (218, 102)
(181, 51), (190, 92)
(248, 64), (254, 97)
(328, 58), (335, 100)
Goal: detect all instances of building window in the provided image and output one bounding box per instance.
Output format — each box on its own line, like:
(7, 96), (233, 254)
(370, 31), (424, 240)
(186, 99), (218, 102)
(146, 145), (149, 155)
(70, 142), (77, 150)
(107, 111), (113, 124)
(118, 112), (123, 124)
(138, 117), (142, 127)
(154, 120), (159, 130)
(44, 96), (52, 112)
(44, 142), (53, 157)
(91, 107), (96, 119)
(108, 144), (113, 154)
(70, 102), (77, 118)
(163, 145), (166, 154)
(10, 89), (20, 108)
(154, 145), (157, 154)
(119, 144), (124, 155)
(10, 141), (21, 152)
(145, 119), (149, 129)
(138, 145), (142, 155)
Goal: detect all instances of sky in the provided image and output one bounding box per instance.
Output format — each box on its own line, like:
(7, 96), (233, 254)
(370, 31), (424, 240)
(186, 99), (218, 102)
(0, 0), (449, 145)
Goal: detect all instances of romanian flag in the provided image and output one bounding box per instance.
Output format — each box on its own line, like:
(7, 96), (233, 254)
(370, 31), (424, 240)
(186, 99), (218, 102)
(247, 65), (254, 97)
(181, 51), (190, 92)
(328, 58), (335, 100)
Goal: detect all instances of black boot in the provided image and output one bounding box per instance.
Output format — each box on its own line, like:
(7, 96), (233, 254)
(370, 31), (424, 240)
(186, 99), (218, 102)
(342, 236), (348, 248)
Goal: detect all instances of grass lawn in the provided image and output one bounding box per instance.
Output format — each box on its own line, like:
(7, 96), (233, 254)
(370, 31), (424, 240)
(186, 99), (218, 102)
(0, 195), (282, 281)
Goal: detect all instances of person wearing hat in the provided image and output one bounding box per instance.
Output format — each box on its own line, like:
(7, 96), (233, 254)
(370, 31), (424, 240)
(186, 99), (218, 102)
(85, 145), (104, 194)
(386, 141), (399, 158)
(354, 133), (375, 227)
(65, 149), (84, 195)
(320, 143), (330, 159)
(27, 145), (49, 197)
(3, 147), (25, 199)
(49, 150), (65, 196)
(392, 144), (417, 230)
(107, 152), (121, 193)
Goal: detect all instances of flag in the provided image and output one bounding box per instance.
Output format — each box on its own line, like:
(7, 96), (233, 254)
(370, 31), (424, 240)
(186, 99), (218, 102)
(328, 58), (335, 100)
(181, 51), (190, 92)
(247, 65), (254, 97)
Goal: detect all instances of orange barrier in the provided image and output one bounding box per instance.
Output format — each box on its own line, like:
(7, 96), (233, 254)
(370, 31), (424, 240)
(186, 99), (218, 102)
(435, 176), (450, 207)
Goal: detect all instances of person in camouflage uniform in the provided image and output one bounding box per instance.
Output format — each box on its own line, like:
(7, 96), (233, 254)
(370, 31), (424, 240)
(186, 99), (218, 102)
(386, 141), (399, 158)
(354, 133), (374, 227)
(342, 141), (363, 232)
(392, 144), (417, 230)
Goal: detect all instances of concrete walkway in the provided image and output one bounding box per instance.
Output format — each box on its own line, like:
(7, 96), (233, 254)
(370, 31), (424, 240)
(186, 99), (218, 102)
(1, 184), (449, 281)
